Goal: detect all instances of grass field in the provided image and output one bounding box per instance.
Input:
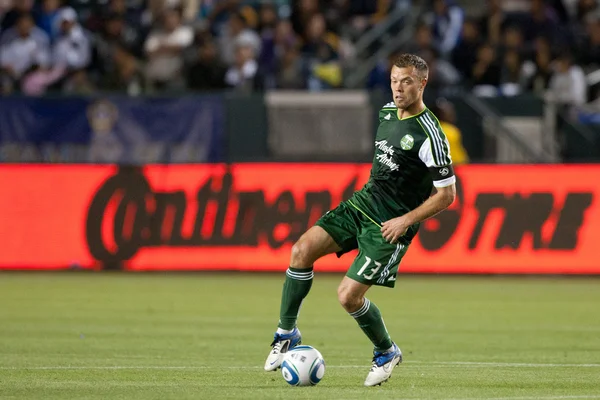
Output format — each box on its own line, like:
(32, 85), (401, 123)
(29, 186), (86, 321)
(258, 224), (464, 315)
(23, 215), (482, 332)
(0, 273), (599, 399)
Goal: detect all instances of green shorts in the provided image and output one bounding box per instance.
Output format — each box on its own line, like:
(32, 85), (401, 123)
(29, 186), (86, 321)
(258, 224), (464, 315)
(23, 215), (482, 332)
(315, 200), (409, 288)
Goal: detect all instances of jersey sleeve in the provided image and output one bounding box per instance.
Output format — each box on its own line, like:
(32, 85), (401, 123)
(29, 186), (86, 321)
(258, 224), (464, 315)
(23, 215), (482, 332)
(378, 102), (397, 122)
(418, 134), (456, 188)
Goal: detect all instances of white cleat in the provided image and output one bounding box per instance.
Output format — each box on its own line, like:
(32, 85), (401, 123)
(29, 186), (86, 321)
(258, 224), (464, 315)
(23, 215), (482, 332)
(264, 328), (302, 371)
(364, 343), (402, 387)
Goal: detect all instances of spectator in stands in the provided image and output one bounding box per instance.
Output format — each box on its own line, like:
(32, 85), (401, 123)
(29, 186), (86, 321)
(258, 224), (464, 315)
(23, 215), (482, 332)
(0, 0), (35, 33)
(522, 0), (567, 46)
(100, 44), (144, 95)
(197, 0), (218, 21)
(187, 34), (227, 91)
(498, 26), (528, 95)
(582, 16), (600, 101)
(494, 0), (530, 13)
(256, 3), (279, 89)
(224, 35), (263, 92)
(277, 45), (305, 89)
(368, 23), (432, 90)
(63, 68), (95, 94)
(204, 0), (242, 37)
(499, 49), (524, 96)
(94, 12), (142, 82)
(471, 42), (502, 96)
(366, 51), (397, 92)
(547, 0), (571, 24)
(549, 52), (587, 109)
(219, 11), (261, 66)
(300, 13), (342, 90)
(451, 18), (481, 81)
(52, 7), (91, 73)
(479, 0), (507, 45)
(521, 35), (554, 95)
(148, 0), (200, 25)
(369, 0), (394, 25)
(0, 13), (51, 93)
(0, 0), (14, 26)
(578, 15), (600, 68)
(345, 0), (394, 39)
(37, 0), (62, 41)
(575, 0), (599, 24)
(501, 25), (525, 55)
(95, 9), (143, 55)
(431, 98), (469, 165)
(271, 18), (303, 89)
(1, 0), (598, 100)
(107, 0), (145, 26)
(144, 7), (193, 92)
(319, 0), (346, 35)
(556, 0), (577, 21)
(87, 0), (145, 34)
(426, 0), (464, 59)
(346, 0), (378, 34)
(291, 0), (319, 38)
(19, 61), (65, 96)
(420, 48), (461, 95)
(0, 9), (49, 46)
(403, 22), (434, 59)
(274, 18), (298, 52)
(258, 2), (279, 37)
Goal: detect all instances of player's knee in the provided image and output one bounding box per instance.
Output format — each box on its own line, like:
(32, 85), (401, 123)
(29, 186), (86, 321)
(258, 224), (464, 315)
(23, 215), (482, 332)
(290, 240), (313, 268)
(337, 286), (362, 312)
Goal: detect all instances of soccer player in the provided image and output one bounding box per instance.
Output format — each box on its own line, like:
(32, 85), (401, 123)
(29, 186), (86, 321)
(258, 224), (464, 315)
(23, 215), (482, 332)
(264, 54), (456, 386)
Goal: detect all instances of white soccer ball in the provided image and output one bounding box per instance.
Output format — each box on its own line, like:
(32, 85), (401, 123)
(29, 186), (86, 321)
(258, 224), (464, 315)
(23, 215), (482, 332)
(280, 345), (326, 386)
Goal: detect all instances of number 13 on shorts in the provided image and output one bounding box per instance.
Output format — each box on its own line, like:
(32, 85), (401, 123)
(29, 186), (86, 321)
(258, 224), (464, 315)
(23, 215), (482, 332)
(347, 243), (408, 288)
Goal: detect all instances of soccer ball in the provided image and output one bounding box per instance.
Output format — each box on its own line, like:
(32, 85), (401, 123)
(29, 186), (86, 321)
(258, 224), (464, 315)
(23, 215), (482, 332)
(280, 345), (325, 386)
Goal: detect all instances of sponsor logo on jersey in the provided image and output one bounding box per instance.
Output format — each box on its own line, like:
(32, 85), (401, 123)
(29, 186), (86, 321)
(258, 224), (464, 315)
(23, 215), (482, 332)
(400, 134), (414, 150)
(439, 167), (449, 176)
(375, 140), (399, 171)
(384, 113), (391, 120)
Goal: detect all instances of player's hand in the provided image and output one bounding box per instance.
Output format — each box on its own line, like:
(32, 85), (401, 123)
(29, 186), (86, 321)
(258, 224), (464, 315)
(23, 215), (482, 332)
(381, 216), (410, 244)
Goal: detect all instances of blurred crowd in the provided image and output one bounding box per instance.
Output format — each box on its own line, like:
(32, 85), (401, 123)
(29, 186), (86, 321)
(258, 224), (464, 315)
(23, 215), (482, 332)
(0, 0), (402, 95)
(0, 0), (599, 104)
(369, 0), (600, 108)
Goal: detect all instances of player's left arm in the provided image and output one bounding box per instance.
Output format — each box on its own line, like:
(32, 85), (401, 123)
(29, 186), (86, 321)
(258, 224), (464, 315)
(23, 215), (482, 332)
(381, 135), (457, 244)
(381, 183), (455, 244)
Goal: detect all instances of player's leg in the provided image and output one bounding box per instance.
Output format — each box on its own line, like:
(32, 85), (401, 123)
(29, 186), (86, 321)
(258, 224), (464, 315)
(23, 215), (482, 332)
(337, 276), (395, 355)
(338, 274), (402, 387)
(278, 225), (341, 332)
(342, 222), (408, 386)
(265, 202), (360, 371)
(264, 226), (343, 371)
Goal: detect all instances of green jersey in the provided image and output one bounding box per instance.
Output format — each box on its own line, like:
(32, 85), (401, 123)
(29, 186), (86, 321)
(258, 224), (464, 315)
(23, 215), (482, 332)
(349, 102), (455, 244)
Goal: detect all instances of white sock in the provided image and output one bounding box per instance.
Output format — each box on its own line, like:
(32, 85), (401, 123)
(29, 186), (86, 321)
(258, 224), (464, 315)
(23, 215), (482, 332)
(276, 328), (293, 335)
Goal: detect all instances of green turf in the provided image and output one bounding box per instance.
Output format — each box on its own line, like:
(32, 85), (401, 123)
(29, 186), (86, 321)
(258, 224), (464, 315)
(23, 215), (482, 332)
(0, 273), (599, 399)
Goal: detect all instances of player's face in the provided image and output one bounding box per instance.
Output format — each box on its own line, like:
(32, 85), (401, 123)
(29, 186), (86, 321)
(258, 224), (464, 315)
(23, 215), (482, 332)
(390, 66), (426, 110)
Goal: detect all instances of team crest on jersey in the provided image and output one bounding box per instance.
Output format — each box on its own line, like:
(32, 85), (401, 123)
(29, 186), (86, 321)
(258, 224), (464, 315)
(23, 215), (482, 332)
(400, 134), (414, 150)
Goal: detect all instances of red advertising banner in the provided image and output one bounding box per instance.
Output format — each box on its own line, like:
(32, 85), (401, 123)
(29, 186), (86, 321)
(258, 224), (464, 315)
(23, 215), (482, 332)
(0, 164), (598, 274)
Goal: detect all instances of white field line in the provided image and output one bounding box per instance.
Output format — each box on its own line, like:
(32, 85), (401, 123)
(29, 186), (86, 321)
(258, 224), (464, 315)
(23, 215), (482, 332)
(410, 361), (600, 368)
(451, 397), (600, 400)
(1, 366), (599, 400)
(1, 361), (600, 370)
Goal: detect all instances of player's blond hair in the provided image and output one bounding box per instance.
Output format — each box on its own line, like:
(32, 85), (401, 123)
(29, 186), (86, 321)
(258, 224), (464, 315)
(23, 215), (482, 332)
(392, 54), (429, 79)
